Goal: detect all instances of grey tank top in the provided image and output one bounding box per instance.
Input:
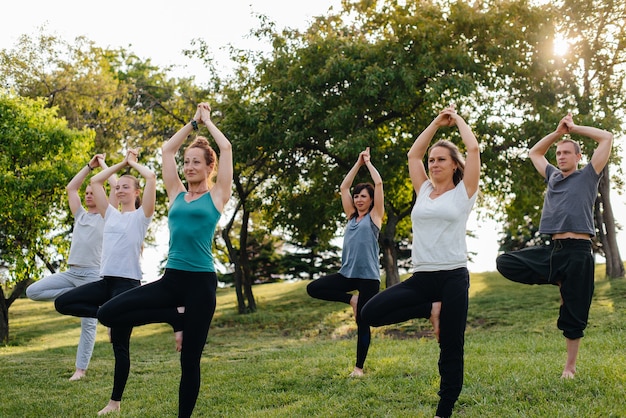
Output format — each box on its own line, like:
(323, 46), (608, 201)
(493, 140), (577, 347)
(338, 213), (380, 280)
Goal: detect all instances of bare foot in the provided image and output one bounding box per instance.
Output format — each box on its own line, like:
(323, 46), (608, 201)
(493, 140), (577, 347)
(429, 301), (441, 342)
(561, 369), (575, 379)
(175, 306), (185, 352)
(97, 400), (120, 415)
(349, 367), (364, 377)
(69, 368), (86, 381)
(349, 295), (358, 319)
(175, 330), (183, 352)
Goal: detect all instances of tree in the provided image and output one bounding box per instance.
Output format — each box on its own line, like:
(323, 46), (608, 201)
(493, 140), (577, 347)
(0, 30), (214, 221)
(473, 0), (625, 278)
(0, 92), (93, 343)
(234, 0), (492, 286)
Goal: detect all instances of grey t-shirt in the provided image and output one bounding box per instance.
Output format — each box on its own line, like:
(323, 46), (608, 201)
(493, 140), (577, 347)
(539, 163), (601, 237)
(67, 206), (105, 268)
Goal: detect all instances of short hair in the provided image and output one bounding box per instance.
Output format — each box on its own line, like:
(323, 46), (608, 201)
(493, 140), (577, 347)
(557, 139), (581, 154)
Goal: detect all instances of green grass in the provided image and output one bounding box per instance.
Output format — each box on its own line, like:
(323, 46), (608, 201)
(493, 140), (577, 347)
(2, 267), (626, 417)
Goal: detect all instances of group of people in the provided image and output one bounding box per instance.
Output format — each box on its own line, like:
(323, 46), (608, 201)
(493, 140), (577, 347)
(27, 103), (231, 417)
(26, 102), (612, 418)
(307, 107), (612, 418)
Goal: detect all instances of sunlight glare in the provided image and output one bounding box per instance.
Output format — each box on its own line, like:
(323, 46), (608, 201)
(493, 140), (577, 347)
(553, 35), (569, 56)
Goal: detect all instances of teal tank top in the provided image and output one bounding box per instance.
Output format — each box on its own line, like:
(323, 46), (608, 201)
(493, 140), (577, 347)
(166, 192), (220, 272)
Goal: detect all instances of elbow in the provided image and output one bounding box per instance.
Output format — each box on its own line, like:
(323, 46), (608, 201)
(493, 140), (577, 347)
(145, 171), (157, 182)
(221, 142), (233, 154)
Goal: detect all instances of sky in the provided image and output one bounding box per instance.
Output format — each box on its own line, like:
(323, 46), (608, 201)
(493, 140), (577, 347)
(2, 0), (626, 278)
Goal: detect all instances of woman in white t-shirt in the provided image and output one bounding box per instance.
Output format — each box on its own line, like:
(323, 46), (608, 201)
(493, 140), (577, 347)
(55, 149), (155, 416)
(362, 105), (480, 418)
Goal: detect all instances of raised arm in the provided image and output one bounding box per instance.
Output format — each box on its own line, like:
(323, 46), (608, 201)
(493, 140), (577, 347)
(199, 103), (233, 213)
(66, 154), (103, 215)
(340, 152), (366, 218)
(363, 150), (384, 228)
(91, 158), (128, 217)
(162, 112), (199, 202)
(567, 121), (613, 175)
(126, 149), (157, 218)
(449, 112), (480, 198)
(408, 106), (456, 194)
(529, 114), (571, 178)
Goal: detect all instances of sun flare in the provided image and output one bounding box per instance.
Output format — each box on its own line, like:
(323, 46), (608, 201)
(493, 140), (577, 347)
(553, 35), (570, 56)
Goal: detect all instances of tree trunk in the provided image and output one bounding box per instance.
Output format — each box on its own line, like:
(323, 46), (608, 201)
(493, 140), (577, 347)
(596, 165), (624, 278)
(221, 204), (248, 314)
(238, 208), (256, 313)
(0, 289), (8, 344)
(380, 210), (400, 288)
(0, 278), (33, 343)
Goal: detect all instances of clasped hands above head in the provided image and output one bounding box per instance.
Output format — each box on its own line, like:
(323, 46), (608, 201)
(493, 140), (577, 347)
(193, 102), (212, 124)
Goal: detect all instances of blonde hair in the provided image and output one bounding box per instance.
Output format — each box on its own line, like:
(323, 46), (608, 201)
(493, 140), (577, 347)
(120, 174), (141, 209)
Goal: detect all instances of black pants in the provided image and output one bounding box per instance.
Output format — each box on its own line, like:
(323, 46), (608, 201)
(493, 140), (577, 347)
(496, 238), (594, 339)
(306, 273), (380, 369)
(55, 276), (139, 401)
(97, 269), (217, 418)
(361, 268), (469, 418)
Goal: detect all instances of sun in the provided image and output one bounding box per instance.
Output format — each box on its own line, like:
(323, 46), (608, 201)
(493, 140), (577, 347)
(553, 34), (570, 56)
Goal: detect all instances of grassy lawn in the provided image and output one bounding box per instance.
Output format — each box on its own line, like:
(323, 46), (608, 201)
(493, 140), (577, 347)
(1, 267), (625, 417)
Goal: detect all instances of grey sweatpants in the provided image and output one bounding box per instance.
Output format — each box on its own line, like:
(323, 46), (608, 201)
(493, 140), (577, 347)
(26, 266), (100, 370)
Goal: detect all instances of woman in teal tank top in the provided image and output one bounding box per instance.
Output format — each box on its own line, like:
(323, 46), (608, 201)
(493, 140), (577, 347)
(98, 102), (232, 418)
(306, 147), (385, 377)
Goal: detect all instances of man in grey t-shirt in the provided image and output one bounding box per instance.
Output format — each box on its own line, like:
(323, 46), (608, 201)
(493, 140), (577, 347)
(496, 113), (612, 379)
(26, 154), (117, 380)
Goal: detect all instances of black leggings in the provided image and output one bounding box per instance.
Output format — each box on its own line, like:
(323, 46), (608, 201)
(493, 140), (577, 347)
(97, 269), (217, 418)
(55, 276), (140, 401)
(306, 273), (380, 369)
(361, 268), (469, 418)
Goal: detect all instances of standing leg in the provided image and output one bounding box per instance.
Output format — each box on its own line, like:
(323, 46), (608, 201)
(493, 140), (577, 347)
(435, 268), (469, 418)
(71, 317), (98, 381)
(178, 273), (217, 418)
(555, 240), (594, 378)
(352, 279), (380, 376)
(99, 278), (140, 416)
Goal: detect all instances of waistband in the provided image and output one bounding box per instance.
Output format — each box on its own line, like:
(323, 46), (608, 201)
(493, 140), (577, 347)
(551, 238), (592, 250)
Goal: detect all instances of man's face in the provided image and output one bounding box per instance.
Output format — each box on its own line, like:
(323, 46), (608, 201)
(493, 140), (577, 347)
(555, 142), (581, 174)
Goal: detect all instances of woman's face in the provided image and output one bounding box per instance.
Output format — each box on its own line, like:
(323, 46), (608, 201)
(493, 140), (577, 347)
(428, 146), (457, 182)
(353, 189), (373, 213)
(115, 177), (139, 205)
(183, 148), (210, 182)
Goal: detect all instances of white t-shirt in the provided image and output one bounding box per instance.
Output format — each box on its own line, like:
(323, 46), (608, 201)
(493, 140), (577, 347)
(67, 206), (105, 268)
(100, 205), (152, 280)
(411, 180), (477, 272)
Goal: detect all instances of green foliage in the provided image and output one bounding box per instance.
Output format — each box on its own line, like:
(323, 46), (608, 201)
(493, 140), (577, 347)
(0, 92), (93, 282)
(2, 267), (625, 416)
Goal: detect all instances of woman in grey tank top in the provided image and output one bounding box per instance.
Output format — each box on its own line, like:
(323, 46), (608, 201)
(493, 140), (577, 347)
(307, 147), (385, 377)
